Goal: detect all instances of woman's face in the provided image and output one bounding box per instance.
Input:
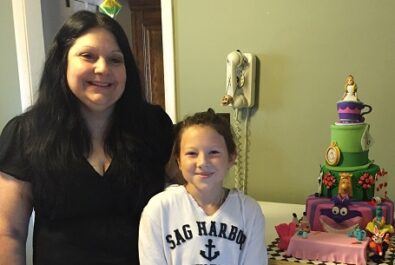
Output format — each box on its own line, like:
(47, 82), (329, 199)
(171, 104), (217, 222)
(67, 27), (126, 114)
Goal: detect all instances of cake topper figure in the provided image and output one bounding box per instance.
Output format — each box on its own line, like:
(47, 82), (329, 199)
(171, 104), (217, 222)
(342, 74), (359, 101)
(295, 212), (310, 238)
(365, 206), (394, 238)
(368, 225), (391, 262)
(365, 207), (395, 262)
(337, 75), (372, 123)
(338, 173), (353, 199)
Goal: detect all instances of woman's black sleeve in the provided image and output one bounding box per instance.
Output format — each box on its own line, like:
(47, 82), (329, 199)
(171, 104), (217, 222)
(0, 117), (30, 181)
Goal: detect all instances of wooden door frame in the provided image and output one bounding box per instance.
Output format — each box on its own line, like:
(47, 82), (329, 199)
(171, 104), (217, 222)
(161, 0), (176, 122)
(12, 0), (176, 122)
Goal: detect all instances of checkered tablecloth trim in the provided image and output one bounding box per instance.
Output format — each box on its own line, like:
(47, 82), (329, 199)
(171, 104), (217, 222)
(267, 237), (395, 265)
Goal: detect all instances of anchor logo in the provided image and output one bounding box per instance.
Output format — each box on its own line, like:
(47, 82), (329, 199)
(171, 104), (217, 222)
(200, 239), (220, 261)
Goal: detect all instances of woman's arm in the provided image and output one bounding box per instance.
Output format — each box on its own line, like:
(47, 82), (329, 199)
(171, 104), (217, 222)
(0, 171), (33, 265)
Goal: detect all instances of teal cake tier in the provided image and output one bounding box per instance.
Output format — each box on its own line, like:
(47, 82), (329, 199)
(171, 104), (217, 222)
(320, 164), (380, 201)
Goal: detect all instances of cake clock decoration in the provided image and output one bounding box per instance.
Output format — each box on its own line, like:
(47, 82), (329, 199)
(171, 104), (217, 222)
(325, 141), (340, 166)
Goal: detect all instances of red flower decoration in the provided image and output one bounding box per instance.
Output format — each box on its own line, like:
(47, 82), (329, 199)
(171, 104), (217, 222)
(322, 173), (336, 189)
(358, 173), (375, 190)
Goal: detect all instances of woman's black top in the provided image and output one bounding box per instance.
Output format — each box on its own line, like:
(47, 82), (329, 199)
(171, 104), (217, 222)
(0, 104), (174, 265)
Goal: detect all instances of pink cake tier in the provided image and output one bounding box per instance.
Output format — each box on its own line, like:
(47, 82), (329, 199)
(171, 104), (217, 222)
(306, 194), (394, 233)
(285, 231), (369, 265)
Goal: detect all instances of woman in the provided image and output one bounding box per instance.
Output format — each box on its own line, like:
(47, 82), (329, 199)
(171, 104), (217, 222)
(0, 10), (173, 265)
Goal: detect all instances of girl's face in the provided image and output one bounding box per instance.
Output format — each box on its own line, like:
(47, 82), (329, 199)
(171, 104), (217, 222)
(67, 27), (126, 115)
(177, 125), (236, 194)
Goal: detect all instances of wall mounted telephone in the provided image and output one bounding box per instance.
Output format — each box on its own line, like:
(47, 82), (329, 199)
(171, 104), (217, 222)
(222, 50), (256, 109)
(221, 50), (257, 193)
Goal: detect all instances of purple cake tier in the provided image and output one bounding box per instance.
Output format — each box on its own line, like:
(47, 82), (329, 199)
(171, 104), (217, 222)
(306, 195), (394, 233)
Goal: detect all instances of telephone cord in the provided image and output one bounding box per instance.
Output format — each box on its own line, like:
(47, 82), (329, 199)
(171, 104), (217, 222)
(232, 107), (252, 194)
(242, 107), (251, 193)
(232, 110), (244, 192)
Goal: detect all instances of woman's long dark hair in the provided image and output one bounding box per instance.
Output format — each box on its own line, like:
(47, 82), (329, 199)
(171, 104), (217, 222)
(19, 11), (156, 200)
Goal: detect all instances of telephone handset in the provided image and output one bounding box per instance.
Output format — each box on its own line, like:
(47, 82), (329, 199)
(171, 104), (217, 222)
(222, 50), (256, 109)
(221, 51), (256, 193)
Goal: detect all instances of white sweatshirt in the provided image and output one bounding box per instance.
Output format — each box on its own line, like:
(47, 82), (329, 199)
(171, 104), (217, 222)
(139, 185), (268, 265)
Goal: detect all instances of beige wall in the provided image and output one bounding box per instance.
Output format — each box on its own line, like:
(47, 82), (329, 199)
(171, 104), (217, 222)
(173, 0), (395, 203)
(0, 1), (21, 128)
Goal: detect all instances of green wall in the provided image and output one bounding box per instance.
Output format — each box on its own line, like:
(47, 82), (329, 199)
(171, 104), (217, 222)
(2, 1), (394, 205)
(0, 1), (21, 129)
(173, 0), (395, 203)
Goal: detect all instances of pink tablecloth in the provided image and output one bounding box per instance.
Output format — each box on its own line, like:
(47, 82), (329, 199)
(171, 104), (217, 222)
(285, 231), (369, 265)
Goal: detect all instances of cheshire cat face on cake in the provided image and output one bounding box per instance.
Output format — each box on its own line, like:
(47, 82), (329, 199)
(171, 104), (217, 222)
(307, 74), (393, 234)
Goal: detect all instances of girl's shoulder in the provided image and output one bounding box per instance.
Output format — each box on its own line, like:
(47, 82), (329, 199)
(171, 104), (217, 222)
(145, 185), (186, 209)
(163, 184), (186, 197)
(227, 188), (263, 213)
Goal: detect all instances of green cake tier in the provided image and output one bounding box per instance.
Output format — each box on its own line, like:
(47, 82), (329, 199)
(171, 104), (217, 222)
(328, 123), (372, 167)
(320, 164), (380, 201)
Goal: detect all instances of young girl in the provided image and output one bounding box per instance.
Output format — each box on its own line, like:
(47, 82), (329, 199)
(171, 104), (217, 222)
(139, 108), (268, 265)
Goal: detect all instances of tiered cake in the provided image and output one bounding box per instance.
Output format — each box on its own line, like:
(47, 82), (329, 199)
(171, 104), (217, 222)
(281, 75), (394, 264)
(306, 75), (393, 234)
